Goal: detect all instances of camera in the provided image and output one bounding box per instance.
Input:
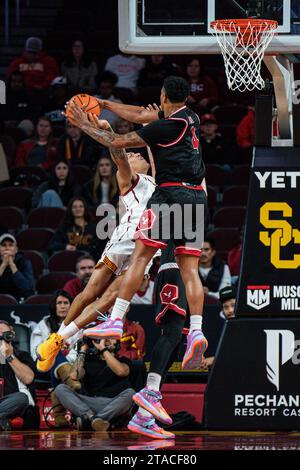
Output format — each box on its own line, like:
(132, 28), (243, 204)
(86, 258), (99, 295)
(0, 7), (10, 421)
(79, 336), (120, 355)
(80, 336), (100, 355)
(0, 331), (15, 343)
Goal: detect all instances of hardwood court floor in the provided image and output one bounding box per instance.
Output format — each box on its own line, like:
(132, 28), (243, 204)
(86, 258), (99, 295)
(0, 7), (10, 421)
(1, 429), (300, 451)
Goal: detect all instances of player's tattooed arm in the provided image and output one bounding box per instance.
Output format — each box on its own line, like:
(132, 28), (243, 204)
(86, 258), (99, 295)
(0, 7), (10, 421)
(82, 125), (146, 150)
(85, 115), (127, 163)
(86, 115), (133, 186)
(66, 99), (147, 150)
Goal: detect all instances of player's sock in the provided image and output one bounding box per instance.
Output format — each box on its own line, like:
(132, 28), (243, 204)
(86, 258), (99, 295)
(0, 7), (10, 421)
(146, 372), (161, 391)
(110, 298), (130, 321)
(61, 321), (79, 340)
(58, 322), (67, 335)
(189, 315), (203, 331)
(137, 406), (153, 418)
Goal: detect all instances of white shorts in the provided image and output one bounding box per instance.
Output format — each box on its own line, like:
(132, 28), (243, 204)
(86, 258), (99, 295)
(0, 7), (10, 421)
(95, 223), (135, 276)
(95, 223), (156, 276)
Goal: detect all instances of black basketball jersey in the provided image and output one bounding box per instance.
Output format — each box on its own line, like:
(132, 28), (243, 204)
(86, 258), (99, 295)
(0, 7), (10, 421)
(136, 106), (205, 186)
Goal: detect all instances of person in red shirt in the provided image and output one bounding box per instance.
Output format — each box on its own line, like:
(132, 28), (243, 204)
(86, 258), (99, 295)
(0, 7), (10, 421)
(15, 116), (58, 169)
(227, 226), (244, 284)
(63, 255), (96, 298)
(119, 319), (146, 361)
(236, 107), (255, 162)
(7, 37), (59, 91)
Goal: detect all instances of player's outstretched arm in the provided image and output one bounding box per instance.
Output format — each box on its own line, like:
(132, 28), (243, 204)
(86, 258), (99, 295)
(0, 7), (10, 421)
(96, 99), (159, 124)
(87, 115), (136, 192)
(66, 100), (147, 150)
(88, 115), (128, 164)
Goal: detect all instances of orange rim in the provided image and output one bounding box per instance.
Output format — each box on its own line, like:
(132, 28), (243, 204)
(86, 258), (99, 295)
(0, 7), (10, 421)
(211, 18), (278, 33)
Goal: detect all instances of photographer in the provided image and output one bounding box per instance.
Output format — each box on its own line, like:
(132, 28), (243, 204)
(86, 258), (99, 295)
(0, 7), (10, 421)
(54, 337), (135, 431)
(0, 320), (36, 431)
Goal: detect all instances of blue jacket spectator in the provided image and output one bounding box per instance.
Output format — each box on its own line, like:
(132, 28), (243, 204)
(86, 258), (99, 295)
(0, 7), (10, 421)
(0, 234), (34, 301)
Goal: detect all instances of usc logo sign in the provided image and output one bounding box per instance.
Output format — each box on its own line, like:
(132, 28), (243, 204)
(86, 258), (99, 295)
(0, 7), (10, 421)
(260, 202), (300, 269)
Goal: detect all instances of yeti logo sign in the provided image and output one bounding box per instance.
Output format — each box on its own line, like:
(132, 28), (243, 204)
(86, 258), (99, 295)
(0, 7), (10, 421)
(264, 330), (295, 391)
(247, 285), (270, 310)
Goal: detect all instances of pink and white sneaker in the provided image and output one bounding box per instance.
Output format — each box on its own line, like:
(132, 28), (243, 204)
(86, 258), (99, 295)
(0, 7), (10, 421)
(133, 387), (172, 425)
(182, 330), (208, 370)
(83, 318), (123, 340)
(127, 412), (175, 439)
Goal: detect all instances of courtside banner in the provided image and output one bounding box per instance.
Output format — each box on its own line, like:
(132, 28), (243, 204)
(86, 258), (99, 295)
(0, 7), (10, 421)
(237, 147), (300, 316)
(205, 318), (300, 430)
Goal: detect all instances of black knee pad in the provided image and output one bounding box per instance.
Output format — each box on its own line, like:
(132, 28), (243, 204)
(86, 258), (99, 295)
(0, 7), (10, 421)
(160, 314), (185, 349)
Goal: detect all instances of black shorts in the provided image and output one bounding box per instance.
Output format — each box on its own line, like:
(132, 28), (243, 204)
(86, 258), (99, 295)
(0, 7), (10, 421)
(154, 265), (188, 328)
(135, 185), (207, 257)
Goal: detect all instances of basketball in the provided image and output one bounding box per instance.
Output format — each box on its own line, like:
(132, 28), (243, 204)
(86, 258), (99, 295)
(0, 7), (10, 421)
(65, 93), (101, 119)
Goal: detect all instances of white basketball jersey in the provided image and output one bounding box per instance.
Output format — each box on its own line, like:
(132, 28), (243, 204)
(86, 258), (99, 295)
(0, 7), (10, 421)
(120, 173), (156, 227)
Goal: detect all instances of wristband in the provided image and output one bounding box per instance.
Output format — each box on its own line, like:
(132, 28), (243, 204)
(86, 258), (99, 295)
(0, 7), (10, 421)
(6, 354), (15, 363)
(100, 347), (109, 355)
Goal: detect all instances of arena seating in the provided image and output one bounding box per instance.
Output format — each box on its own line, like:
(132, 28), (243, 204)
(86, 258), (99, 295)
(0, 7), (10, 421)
(212, 206), (246, 228)
(0, 206), (24, 231)
(205, 164), (226, 188)
(23, 250), (45, 278)
(209, 228), (240, 251)
(222, 185), (249, 206)
(16, 228), (55, 251)
(230, 164), (251, 185)
(24, 294), (53, 305)
(48, 250), (87, 272)
(36, 271), (76, 294)
(10, 166), (48, 184)
(0, 187), (32, 210)
(0, 294), (19, 305)
(27, 207), (66, 229)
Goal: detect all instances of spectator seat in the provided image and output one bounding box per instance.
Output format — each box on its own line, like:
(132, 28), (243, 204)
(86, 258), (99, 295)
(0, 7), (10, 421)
(10, 166), (48, 185)
(222, 186), (249, 206)
(212, 206), (246, 228)
(22, 250), (45, 279)
(36, 271), (77, 294)
(48, 250), (87, 272)
(27, 207), (66, 230)
(16, 228), (55, 251)
(24, 294), (53, 305)
(230, 165), (251, 185)
(0, 206), (24, 231)
(205, 164), (226, 188)
(209, 228), (240, 251)
(0, 294), (19, 305)
(0, 187), (32, 210)
(207, 185), (218, 209)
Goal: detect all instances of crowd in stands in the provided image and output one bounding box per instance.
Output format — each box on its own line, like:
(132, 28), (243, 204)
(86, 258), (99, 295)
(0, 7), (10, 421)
(0, 31), (248, 431)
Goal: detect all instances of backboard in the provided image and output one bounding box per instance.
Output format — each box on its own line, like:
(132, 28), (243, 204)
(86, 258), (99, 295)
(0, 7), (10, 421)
(118, 0), (300, 55)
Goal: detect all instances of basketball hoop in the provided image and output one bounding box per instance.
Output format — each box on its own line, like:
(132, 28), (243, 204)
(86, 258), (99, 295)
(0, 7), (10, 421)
(210, 19), (278, 92)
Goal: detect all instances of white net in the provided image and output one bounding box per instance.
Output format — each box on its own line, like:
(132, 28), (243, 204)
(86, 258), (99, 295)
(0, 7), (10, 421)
(211, 19), (278, 92)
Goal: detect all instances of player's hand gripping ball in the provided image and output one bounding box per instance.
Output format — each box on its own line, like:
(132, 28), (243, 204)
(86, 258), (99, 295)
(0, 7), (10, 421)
(65, 94), (101, 120)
